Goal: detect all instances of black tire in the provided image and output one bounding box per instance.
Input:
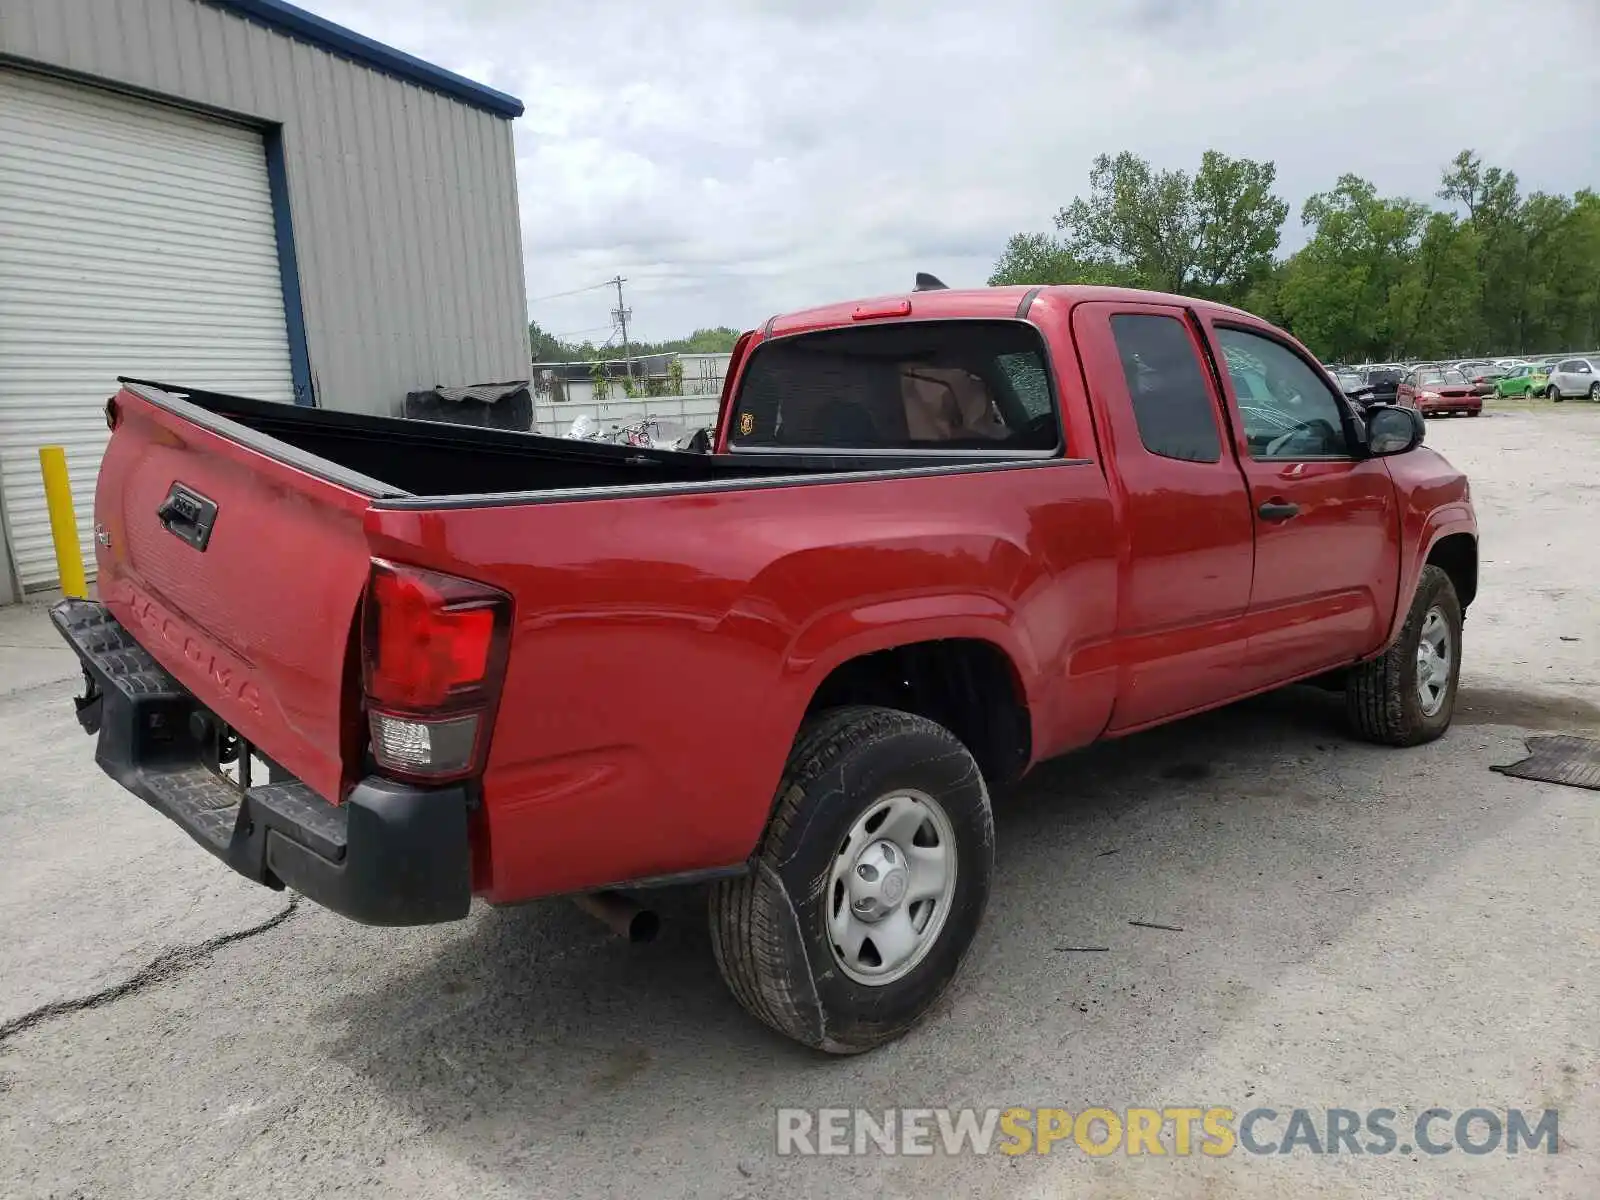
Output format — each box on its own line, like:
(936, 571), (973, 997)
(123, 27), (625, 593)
(708, 706), (994, 1053)
(1549, 385), (1563, 402)
(1589, 382), (1599, 401)
(1346, 564), (1463, 746)
(1467, 409), (1482, 417)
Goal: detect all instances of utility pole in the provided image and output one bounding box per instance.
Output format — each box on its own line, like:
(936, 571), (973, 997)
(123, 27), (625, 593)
(609, 275), (633, 383)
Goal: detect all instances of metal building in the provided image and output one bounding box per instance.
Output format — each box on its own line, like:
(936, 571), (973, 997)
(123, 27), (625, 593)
(0, 0), (528, 602)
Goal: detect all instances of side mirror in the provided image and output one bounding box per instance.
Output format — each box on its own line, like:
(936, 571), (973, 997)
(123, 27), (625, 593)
(1365, 404), (1425, 456)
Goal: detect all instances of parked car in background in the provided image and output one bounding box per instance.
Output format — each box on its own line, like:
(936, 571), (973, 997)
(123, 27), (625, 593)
(1546, 358), (1600, 401)
(1494, 362), (1551, 397)
(1361, 366), (1404, 406)
(1330, 368), (1366, 397)
(1397, 366), (1482, 417)
(1454, 362), (1505, 395)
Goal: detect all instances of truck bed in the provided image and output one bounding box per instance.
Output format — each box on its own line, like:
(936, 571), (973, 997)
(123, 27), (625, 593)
(92, 375), (1105, 897)
(125, 379), (997, 501)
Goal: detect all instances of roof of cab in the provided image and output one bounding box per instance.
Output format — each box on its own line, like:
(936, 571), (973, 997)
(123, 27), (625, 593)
(762, 284), (1257, 339)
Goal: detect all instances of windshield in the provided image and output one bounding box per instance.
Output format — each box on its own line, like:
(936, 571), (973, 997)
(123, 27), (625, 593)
(1419, 369), (1469, 386)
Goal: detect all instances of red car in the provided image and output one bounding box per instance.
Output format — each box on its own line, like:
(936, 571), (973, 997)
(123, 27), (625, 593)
(1396, 365), (1483, 417)
(53, 284), (1477, 1052)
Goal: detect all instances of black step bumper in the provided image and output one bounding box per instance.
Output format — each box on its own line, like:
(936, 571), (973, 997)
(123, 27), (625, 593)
(49, 599), (471, 926)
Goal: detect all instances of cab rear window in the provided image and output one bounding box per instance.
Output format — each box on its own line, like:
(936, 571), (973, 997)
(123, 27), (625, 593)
(729, 320), (1060, 453)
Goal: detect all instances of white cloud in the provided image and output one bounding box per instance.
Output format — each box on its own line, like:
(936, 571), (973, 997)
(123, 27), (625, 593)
(309, 0), (1599, 341)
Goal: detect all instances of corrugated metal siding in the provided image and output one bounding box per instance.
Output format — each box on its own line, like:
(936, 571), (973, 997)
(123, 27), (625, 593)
(0, 0), (529, 418)
(0, 66), (294, 588)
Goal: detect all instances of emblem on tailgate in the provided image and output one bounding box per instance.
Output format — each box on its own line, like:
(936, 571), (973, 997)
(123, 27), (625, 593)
(118, 581), (263, 717)
(156, 482), (218, 551)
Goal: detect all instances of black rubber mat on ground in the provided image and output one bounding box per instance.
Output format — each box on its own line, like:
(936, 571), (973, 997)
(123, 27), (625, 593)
(1492, 734), (1600, 791)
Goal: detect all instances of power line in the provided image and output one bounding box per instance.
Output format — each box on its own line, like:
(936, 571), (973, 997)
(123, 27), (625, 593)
(527, 280), (617, 304)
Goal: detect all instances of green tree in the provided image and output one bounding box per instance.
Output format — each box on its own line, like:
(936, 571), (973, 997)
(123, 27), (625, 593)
(1438, 150), (1527, 352)
(1029, 150), (1288, 301)
(529, 319), (577, 362)
(1271, 175), (1427, 359)
(1387, 213), (1482, 358)
(527, 323), (743, 364)
(987, 232), (1133, 286)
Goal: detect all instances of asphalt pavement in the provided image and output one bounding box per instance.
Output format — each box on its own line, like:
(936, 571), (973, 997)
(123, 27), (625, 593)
(2, 403), (1596, 1199)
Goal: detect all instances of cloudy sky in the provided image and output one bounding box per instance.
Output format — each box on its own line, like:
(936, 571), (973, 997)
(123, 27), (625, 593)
(308, 0), (1598, 343)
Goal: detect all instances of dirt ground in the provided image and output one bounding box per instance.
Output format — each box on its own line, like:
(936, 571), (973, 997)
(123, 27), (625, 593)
(1, 403), (1596, 1199)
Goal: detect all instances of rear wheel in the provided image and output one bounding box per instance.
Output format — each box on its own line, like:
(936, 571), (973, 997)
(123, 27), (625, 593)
(709, 706), (993, 1053)
(1589, 382), (1599, 401)
(1346, 564), (1462, 747)
(1548, 385), (1563, 402)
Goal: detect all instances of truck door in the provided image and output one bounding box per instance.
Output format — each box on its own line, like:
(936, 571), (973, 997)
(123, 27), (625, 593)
(1071, 302), (1256, 730)
(1195, 316), (1400, 686)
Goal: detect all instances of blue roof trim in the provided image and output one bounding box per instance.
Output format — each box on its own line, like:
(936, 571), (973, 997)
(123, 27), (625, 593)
(211, 0), (524, 118)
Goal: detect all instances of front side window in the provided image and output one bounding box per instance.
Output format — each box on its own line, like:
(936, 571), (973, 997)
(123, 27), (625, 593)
(730, 321), (1059, 452)
(1107, 314), (1222, 463)
(1217, 327), (1351, 460)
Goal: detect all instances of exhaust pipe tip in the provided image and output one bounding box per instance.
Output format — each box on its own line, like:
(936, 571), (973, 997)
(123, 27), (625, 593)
(574, 890), (660, 944)
(627, 907), (661, 945)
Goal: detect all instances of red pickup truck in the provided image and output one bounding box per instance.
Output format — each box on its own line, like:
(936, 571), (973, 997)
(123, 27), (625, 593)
(53, 284), (1476, 1053)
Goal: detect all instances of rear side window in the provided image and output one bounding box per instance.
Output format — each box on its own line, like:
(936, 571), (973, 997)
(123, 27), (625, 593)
(729, 321), (1059, 452)
(1108, 314), (1221, 463)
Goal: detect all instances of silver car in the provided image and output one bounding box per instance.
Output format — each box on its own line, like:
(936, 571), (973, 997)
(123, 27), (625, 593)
(1546, 357), (1600, 401)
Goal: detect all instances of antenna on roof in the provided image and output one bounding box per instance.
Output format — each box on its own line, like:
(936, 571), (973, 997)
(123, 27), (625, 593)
(913, 272), (949, 292)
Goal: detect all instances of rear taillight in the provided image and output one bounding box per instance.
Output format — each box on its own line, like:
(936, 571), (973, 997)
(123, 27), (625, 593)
(361, 560), (511, 783)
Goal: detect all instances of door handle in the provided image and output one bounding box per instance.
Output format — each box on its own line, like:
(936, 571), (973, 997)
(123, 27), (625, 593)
(1258, 499), (1300, 522)
(156, 483), (218, 551)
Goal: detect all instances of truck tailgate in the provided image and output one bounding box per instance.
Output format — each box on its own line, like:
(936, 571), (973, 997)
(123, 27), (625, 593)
(94, 385), (380, 802)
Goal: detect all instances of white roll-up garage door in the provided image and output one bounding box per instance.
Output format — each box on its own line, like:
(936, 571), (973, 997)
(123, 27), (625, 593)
(0, 67), (295, 592)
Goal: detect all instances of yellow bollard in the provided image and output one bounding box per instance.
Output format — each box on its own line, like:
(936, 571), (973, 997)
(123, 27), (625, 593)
(38, 446), (88, 599)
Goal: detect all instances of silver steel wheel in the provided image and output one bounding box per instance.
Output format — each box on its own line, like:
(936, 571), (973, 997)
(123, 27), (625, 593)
(1416, 606), (1452, 717)
(826, 788), (958, 986)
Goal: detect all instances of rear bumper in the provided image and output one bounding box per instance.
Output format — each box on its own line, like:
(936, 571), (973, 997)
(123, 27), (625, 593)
(49, 599), (471, 926)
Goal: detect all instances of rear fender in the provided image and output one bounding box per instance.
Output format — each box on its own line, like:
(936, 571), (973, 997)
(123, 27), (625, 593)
(778, 593), (1042, 751)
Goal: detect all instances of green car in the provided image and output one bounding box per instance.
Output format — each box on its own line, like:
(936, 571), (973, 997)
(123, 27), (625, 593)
(1495, 363), (1550, 397)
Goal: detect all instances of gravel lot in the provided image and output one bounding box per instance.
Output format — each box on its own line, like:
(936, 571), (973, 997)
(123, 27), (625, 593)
(2, 404), (1597, 1199)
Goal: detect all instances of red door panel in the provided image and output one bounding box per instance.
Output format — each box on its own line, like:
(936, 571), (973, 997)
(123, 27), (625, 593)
(1070, 302), (1257, 730)
(1197, 316), (1401, 686)
(1238, 458), (1399, 679)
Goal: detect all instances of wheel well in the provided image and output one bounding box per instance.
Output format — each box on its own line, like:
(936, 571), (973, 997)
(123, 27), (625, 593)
(805, 639), (1031, 784)
(1427, 533), (1478, 609)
